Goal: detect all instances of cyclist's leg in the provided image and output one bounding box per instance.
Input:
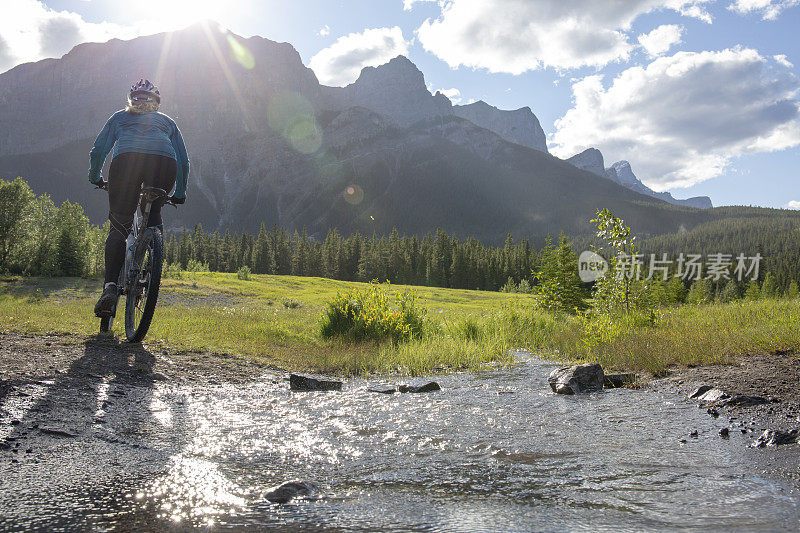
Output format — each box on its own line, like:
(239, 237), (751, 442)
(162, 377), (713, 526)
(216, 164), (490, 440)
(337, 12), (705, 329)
(105, 153), (146, 284)
(140, 155), (177, 232)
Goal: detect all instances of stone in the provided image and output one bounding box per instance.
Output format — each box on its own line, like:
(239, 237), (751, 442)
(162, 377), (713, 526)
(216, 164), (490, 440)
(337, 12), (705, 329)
(548, 363), (604, 395)
(264, 481), (320, 504)
(723, 395), (770, 407)
(289, 374), (342, 392)
(719, 427), (730, 438)
(689, 385), (714, 399)
(697, 388), (730, 404)
(39, 426), (78, 438)
(751, 429), (799, 448)
(707, 408), (719, 418)
(603, 373), (637, 388)
(690, 430), (699, 438)
(398, 380), (440, 393)
(367, 385), (396, 394)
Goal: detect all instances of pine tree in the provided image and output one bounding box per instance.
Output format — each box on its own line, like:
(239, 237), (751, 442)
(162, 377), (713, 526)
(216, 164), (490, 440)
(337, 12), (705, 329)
(744, 280), (761, 300)
(761, 272), (779, 298)
(687, 279), (714, 305)
(533, 236), (587, 314)
(787, 280), (799, 299)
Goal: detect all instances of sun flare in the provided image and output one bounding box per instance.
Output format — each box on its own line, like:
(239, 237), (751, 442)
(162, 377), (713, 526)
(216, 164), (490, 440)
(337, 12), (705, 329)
(155, 0), (229, 28)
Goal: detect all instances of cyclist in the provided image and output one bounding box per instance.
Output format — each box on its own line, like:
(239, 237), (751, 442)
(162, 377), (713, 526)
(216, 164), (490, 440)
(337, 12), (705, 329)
(88, 79), (189, 318)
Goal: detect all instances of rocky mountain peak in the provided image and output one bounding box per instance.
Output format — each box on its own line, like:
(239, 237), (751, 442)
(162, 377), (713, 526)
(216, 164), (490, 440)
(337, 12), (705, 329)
(610, 160), (639, 187)
(452, 100), (548, 153)
(352, 55), (425, 90)
(566, 148), (605, 176)
(322, 55), (451, 127)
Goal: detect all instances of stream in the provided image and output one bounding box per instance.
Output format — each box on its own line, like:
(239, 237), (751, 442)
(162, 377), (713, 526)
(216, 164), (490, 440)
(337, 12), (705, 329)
(1, 353), (798, 531)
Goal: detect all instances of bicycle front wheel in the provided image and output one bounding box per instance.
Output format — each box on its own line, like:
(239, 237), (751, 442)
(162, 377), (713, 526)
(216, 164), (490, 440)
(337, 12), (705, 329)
(125, 229), (163, 342)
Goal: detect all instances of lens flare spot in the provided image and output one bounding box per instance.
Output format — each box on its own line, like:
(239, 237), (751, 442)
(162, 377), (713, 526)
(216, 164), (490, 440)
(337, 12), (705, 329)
(226, 35), (255, 70)
(343, 184), (364, 205)
(267, 92), (322, 154)
(287, 117), (322, 154)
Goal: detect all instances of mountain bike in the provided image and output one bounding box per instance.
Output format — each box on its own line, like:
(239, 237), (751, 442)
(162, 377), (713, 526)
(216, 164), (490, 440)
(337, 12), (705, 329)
(98, 185), (174, 342)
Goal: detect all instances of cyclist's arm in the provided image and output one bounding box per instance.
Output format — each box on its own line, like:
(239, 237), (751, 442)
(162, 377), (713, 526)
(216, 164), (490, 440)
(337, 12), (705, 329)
(170, 123), (190, 200)
(88, 113), (119, 184)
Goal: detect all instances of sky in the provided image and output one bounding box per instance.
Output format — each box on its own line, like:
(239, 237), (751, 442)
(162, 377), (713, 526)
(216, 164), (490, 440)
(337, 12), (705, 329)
(2, 0), (799, 209)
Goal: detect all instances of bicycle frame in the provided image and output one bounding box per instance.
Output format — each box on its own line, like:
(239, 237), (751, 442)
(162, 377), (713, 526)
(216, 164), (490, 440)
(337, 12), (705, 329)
(122, 187), (168, 291)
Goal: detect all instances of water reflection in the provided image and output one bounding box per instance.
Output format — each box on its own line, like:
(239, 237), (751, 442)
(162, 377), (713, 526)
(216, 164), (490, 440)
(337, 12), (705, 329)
(3, 353), (800, 531)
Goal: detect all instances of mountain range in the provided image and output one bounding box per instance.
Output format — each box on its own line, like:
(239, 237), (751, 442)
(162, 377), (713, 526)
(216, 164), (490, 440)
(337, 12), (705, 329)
(565, 148), (712, 209)
(0, 22), (723, 243)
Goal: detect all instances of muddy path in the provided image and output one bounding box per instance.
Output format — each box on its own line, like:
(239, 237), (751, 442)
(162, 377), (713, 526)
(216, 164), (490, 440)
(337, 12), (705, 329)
(2, 334), (800, 531)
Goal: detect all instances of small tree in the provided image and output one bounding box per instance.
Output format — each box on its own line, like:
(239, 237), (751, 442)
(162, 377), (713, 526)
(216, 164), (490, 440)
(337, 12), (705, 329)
(590, 209), (652, 315)
(533, 236), (588, 314)
(761, 272), (779, 299)
(744, 280), (761, 300)
(687, 279), (714, 305)
(787, 280), (799, 299)
(718, 279), (742, 303)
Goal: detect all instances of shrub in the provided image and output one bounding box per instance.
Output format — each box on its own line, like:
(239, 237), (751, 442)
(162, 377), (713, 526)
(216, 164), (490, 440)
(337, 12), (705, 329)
(320, 282), (425, 344)
(186, 259), (209, 272)
(237, 265), (251, 280)
(163, 262), (184, 279)
(282, 298), (301, 309)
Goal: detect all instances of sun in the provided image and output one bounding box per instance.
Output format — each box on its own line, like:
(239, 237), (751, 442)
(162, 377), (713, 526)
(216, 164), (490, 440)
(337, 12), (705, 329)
(155, 0), (230, 27)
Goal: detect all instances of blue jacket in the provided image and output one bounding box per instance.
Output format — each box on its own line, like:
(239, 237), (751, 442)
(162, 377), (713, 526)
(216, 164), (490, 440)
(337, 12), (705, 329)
(88, 110), (190, 199)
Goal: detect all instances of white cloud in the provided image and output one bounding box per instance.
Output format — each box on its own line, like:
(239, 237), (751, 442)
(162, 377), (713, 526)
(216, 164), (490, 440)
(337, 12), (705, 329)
(774, 54), (793, 68)
(638, 24), (684, 57)
(317, 25), (330, 37)
(0, 0), (162, 73)
(415, 0), (713, 74)
(309, 26), (410, 87)
(551, 48), (800, 190)
(786, 200), (800, 209)
(436, 87), (462, 103)
(729, 0), (799, 20)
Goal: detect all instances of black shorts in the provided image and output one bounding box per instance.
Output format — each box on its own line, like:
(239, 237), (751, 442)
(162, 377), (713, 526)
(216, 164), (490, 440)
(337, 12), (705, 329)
(108, 152), (177, 232)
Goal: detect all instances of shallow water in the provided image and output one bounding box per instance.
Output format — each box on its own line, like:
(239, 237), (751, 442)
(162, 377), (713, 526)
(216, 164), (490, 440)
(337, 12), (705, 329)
(1, 354), (798, 531)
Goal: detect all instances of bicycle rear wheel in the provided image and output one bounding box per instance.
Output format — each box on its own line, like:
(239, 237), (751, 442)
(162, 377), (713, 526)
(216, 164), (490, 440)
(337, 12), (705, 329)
(125, 229), (163, 342)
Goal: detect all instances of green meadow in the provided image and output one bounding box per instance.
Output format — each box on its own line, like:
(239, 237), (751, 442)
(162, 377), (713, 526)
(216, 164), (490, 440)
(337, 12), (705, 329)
(1, 274), (798, 376)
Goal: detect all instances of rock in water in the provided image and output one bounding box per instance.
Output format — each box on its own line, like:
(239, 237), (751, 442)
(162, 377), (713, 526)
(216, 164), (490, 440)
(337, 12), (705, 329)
(367, 384), (396, 394)
(264, 481), (320, 504)
(689, 385), (714, 399)
(289, 374), (342, 392)
(697, 388), (730, 404)
(723, 395), (770, 407)
(751, 429), (799, 448)
(604, 373), (637, 388)
(398, 380), (440, 393)
(549, 363), (604, 395)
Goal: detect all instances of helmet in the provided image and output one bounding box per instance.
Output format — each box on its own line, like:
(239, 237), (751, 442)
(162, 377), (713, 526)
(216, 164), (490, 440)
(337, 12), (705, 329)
(129, 79), (161, 104)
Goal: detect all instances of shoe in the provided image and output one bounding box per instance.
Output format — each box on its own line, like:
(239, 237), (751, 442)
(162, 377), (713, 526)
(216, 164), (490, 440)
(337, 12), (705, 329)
(94, 283), (119, 317)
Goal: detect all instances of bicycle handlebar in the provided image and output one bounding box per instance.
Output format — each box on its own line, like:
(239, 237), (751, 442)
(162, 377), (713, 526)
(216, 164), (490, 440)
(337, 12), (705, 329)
(94, 183), (178, 206)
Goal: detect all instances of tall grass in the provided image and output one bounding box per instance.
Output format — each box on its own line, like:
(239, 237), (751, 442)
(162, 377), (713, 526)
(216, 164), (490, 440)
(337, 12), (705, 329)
(1, 275), (798, 376)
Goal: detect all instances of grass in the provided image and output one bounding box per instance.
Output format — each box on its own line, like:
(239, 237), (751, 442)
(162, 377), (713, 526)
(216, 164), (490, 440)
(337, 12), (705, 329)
(1, 274), (798, 377)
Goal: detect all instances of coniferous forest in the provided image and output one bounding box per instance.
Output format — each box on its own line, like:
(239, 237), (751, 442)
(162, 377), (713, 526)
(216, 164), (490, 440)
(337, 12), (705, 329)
(1, 177), (798, 293)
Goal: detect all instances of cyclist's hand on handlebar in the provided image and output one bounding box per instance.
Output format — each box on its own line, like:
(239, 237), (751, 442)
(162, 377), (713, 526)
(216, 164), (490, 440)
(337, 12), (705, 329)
(168, 195), (185, 205)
